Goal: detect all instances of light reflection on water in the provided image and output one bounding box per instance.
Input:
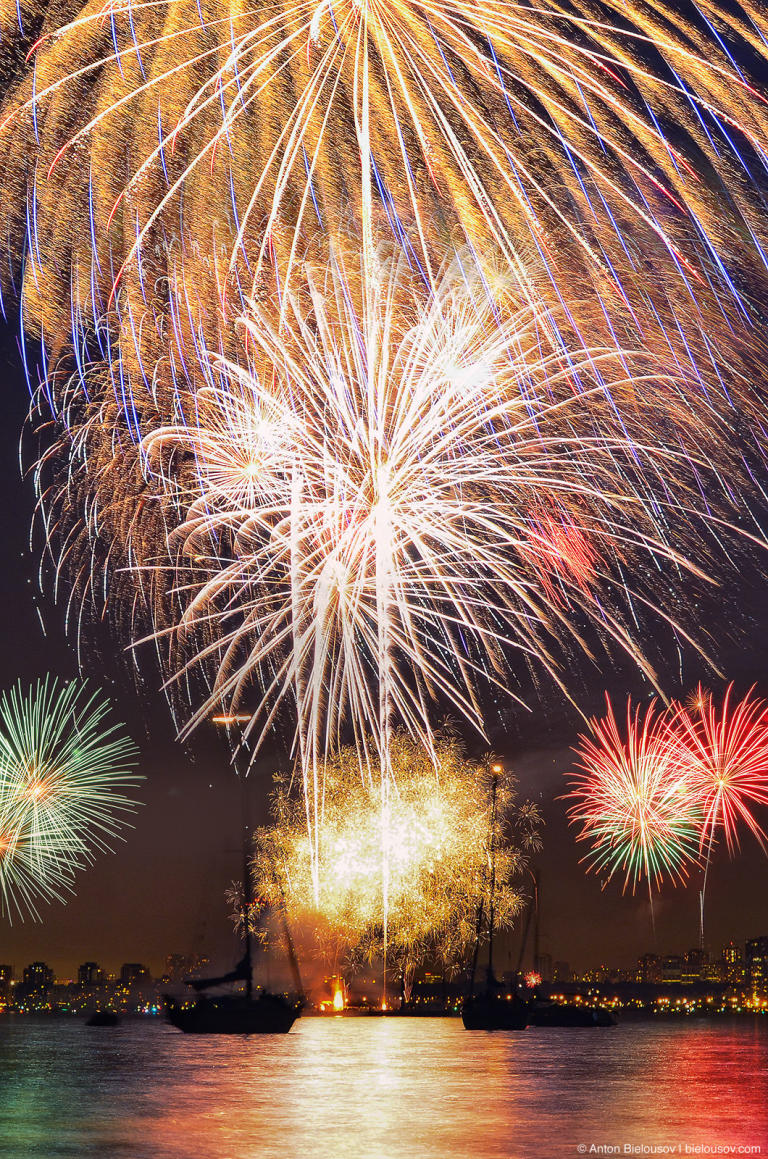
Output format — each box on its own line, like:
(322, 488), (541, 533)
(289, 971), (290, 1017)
(0, 1017), (766, 1158)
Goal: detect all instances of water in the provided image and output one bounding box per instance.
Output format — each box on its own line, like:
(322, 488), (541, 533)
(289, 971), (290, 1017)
(0, 1016), (766, 1159)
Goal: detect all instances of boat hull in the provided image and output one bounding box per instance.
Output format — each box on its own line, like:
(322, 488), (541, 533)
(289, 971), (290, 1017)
(165, 994), (302, 1035)
(529, 1003), (616, 1027)
(461, 995), (529, 1031)
(85, 1011), (120, 1027)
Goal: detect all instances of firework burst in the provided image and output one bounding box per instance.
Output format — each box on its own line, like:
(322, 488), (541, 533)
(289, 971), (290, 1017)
(566, 696), (703, 896)
(671, 683), (768, 855)
(5, 0), (768, 297)
(0, 0), (766, 773)
(249, 732), (540, 983)
(129, 240), (753, 882)
(2, 0), (768, 447)
(0, 675), (141, 920)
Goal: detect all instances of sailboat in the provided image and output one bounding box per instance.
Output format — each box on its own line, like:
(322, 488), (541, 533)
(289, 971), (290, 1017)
(164, 947), (304, 1034)
(165, 808), (305, 1034)
(462, 767), (530, 1031)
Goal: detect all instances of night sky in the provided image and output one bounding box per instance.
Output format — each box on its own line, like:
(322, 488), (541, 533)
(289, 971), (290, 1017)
(0, 309), (767, 982)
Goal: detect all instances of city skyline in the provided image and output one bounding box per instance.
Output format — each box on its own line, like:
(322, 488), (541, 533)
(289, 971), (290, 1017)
(3, 934), (767, 1015)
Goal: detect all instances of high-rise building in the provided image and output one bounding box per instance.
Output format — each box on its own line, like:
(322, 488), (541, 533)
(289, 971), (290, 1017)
(23, 962), (53, 988)
(120, 963), (150, 985)
(20, 962), (54, 1003)
(702, 957), (725, 985)
(164, 953), (209, 982)
(552, 960), (571, 983)
(723, 941), (745, 987)
(0, 965), (13, 998)
(682, 949), (707, 984)
(746, 937), (768, 994)
(660, 955), (683, 984)
(78, 962), (104, 987)
(638, 953), (661, 984)
(164, 954), (188, 982)
(534, 953), (553, 983)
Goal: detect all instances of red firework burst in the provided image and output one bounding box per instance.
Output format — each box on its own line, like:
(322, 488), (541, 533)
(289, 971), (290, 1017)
(565, 696), (702, 894)
(670, 684), (768, 855)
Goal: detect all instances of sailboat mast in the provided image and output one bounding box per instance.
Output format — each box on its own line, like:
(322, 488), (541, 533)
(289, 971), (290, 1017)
(241, 774), (254, 1002)
(487, 767), (499, 980)
(466, 896), (485, 1002)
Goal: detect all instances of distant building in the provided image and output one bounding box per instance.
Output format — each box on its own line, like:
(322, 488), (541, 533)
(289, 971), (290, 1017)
(23, 962), (53, 990)
(660, 955), (683, 984)
(682, 949), (707, 984)
(702, 958), (725, 985)
(17, 961), (54, 1009)
(579, 967), (602, 983)
(164, 954), (190, 983)
(746, 937), (768, 994)
(534, 953), (553, 983)
(638, 954), (661, 984)
(164, 953), (209, 983)
(78, 962), (104, 987)
(552, 960), (571, 983)
(0, 965), (12, 1001)
(120, 963), (150, 985)
(723, 942), (745, 987)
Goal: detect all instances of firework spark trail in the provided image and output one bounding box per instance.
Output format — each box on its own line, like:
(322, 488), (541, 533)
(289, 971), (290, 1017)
(565, 696), (704, 916)
(123, 241), (762, 892)
(566, 685), (768, 942)
(248, 732), (540, 982)
(0, 675), (141, 920)
(2, 0), (768, 926)
(3, 0), (768, 416)
(669, 682), (768, 946)
(3, 0), (768, 687)
(671, 683), (768, 855)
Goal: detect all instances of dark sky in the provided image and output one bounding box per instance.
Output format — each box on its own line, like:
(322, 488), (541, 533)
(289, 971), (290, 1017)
(0, 315), (767, 980)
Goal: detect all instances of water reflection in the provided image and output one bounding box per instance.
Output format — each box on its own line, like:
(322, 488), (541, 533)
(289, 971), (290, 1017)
(0, 1017), (765, 1158)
